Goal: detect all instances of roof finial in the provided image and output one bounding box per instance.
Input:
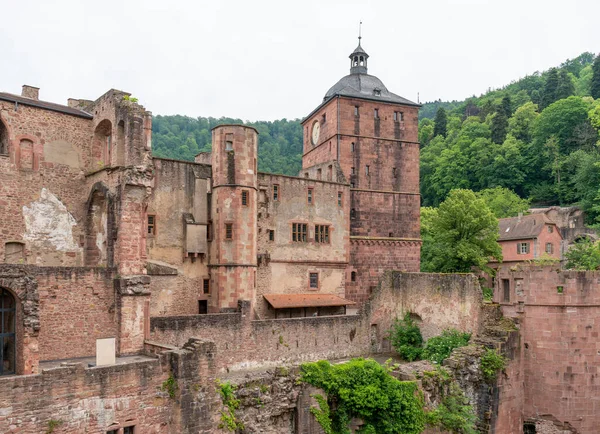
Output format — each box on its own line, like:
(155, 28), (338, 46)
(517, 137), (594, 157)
(358, 20), (362, 42)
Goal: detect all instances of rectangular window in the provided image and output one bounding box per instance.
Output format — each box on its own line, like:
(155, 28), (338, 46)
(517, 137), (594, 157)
(225, 223), (233, 240)
(351, 142), (355, 152)
(307, 188), (313, 204)
(354, 106), (359, 116)
(374, 108), (379, 119)
(393, 167), (397, 178)
(518, 242), (529, 254)
(545, 243), (554, 254)
(203, 279), (210, 294)
(269, 229), (275, 241)
(273, 184), (279, 201)
(123, 427), (135, 434)
(338, 192), (343, 207)
(317, 169), (322, 180)
(292, 223), (307, 242)
(322, 113), (326, 123)
(309, 272), (319, 289)
(394, 111), (404, 122)
(502, 279), (510, 302)
(365, 165), (370, 176)
(198, 300), (208, 314)
(315, 225), (330, 243)
(351, 167), (355, 175)
(548, 225), (553, 233)
(147, 214), (156, 236)
(241, 190), (248, 206)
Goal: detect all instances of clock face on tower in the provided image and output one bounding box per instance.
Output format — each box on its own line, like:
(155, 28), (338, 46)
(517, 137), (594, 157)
(311, 120), (320, 146)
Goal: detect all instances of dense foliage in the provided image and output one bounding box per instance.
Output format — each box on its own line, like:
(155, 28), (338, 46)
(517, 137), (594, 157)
(479, 349), (506, 383)
(423, 369), (477, 434)
(422, 330), (471, 365)
(390, 313), (424, 362)
(420, 52), (600, 225)
(152, 115), (303, 176)
(564, 238), (600, 270)
(300, 358), (425, 434)
(421, 189), (502, 273)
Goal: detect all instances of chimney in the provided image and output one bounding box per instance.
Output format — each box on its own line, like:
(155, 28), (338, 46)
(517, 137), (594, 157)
(22, 85), (39, 100)
(518, 212), (523, 222)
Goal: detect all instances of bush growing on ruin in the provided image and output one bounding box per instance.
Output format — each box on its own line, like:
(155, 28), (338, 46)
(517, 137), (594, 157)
(422, 329), (471, 365)
(300, 358), (425, 434)
(565, 238), (600, 270)
(390, 313), (424, 362)
(480, 349), (506, 382)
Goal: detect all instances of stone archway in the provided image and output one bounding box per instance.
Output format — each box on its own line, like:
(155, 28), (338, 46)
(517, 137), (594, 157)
(91, 119), (112, 169)
(0, 266), (40, 374)
(85, 183), (115, 267)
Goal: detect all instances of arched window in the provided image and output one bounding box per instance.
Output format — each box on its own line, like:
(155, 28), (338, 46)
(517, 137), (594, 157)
(92, 120), (112, 169)
(0, 119), (8, 155)
(0, 288), (16, 375)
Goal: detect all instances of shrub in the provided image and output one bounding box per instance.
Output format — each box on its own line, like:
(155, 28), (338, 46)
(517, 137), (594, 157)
(422, 329), (471, 365)
(390, 313), (424, 361)
(480, 349), (506, 382)
(481, 286), (493, 301)
(300, 358), (425, 434)
(425, 382), (477, 434)
(217, 380), (244, 431)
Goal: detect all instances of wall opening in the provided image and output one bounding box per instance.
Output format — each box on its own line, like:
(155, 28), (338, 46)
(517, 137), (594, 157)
(92, 120), (112, 169)
(4, 242), (25, 264)
(502, 279), (510, 302)
(116, 120), (125, 166)
(0, 119), (8, 155)
(0, 288), (16, 376)
(85, 188), (110, 267)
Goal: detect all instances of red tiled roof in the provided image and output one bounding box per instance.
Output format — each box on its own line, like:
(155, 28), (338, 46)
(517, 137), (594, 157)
(498, 214), (561, 241)
(264, 293), (355, 309)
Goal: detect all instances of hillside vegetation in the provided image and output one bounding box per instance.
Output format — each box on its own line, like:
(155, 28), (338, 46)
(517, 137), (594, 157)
(152, 52), (600, 222)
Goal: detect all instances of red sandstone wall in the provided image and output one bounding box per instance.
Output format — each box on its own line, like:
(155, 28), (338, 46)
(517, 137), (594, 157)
(37, 267), (117, 361)
(497, 266), (600, 434)
(0, 359), (171, 433)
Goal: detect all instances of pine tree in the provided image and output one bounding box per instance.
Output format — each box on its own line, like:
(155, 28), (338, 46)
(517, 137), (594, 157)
(556, 70), (575, 100)
(491, 96), (511, 144)
(541, 68), (559, 109)
(591, 54), (600, 99)
(433, 107), (448, 138)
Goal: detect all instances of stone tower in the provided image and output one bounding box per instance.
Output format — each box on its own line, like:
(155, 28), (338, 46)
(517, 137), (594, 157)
(301, 37), (421, 304)
(210, 125), (259, 313)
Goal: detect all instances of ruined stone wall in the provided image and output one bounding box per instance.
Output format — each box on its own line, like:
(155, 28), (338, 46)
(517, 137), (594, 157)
(36, 266), (117, 361)
(0, 101), (92, 267)
(256, 172), (350, 317)
(497, 265), (600, 434)
(147, 158), (212, 316)
(151, 272), (483, 373)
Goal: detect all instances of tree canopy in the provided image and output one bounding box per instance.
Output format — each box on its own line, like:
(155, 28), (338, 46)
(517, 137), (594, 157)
(421, 189), (502, 273)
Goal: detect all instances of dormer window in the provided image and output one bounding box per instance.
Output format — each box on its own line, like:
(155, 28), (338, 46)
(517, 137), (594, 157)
(373, 88), (381, 96)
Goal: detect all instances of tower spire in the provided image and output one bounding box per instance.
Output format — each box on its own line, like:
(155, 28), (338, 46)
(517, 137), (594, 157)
(349, 22), (368, 75)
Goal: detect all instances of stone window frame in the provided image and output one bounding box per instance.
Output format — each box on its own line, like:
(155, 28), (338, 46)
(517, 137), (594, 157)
(203, 278), (210, 294)
(545, 242), (554, 254)
(307, 187), (314, 205)
(272, 184), (279, 201)
(106, 420), (138, 434)
(314, 225), (330, 244)
(269, 229), (275, 242)
(393, 111), (404, 122)
(374, 108), (379, 119)
(337, 192), (343, 207)
(547, 225), (554, 233)
(241, 190), (249, 206)
(291, 222), (308, 242)
(308, 271), (320, 291)
(147, 214), (156, 236)
(225, 223), (233, 240)
(4, 241), (26, 264)
(517, 242), (530, 255)
(354, 106), (359, 117)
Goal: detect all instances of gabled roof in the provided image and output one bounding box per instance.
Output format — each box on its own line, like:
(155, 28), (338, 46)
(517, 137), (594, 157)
(498, 214), (561, 241)
(0, 92), (93, 119)
(264, 293), (355, 309)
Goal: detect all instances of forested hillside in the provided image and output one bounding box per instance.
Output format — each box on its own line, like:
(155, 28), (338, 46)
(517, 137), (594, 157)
(152, 52), (600, 223)
(152, 116), (303, 175)
(420, 52), (600, 223)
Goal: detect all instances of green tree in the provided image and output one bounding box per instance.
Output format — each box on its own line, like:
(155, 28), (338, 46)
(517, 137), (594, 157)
(425, 189), (502, 273)
(565, 238), (600, 270)
(591, 54), (600, 99)
(541, 68), (559, 109)
(556, 70), (576, 100)
(508, 102), (539, 142)
(419, 118), (435, 147)
(434, 107), (448, 138)
(475, 187), (530, 218)
(491, 96), (511, 144)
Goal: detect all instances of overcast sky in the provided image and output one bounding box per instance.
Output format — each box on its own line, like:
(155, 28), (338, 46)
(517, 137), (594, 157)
(2, 0), (599, 121)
